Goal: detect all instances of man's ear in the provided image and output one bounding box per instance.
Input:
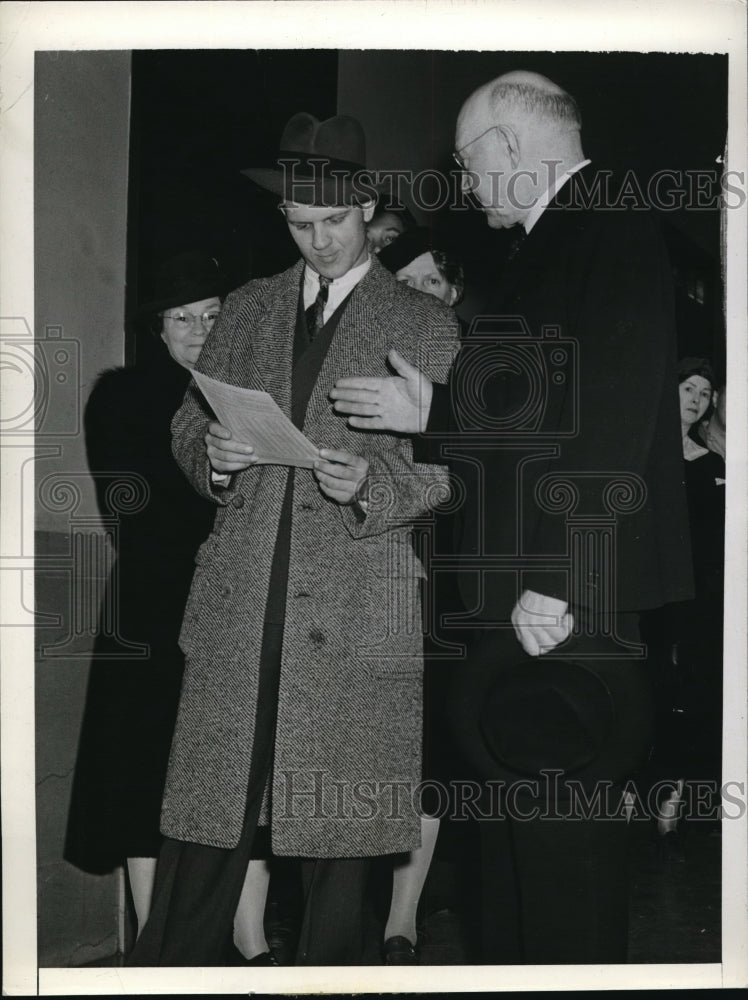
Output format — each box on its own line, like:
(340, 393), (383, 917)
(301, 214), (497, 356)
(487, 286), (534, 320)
(449, 286), (458, 307)
(497, 124), (521, 168)
(360, 199), (376, 224)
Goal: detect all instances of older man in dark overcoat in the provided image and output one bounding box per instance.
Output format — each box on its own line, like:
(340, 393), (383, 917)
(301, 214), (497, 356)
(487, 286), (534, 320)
(128, 114), (459, 967)
(331, 72), (695, 963)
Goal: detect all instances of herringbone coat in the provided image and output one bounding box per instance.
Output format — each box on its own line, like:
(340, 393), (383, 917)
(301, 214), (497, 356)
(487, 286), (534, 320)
(161, 256), (459, 856)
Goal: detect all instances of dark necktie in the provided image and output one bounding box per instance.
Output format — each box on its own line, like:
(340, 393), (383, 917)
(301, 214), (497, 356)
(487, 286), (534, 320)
(305, 276), (331, 341)
(506, 225), (527, 261)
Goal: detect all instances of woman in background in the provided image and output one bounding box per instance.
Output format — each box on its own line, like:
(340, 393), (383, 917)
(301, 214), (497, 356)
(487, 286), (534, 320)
(379, 226), (465, 309)
(65, 252), (275, 962)
(366, 200), (416, 253)
(675, 358), (725, 797)
(376, 227), (466, 964)
(644, 357), (725, 855)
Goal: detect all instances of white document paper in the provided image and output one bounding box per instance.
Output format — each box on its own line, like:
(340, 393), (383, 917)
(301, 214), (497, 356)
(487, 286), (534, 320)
(192, 370), (320, 469)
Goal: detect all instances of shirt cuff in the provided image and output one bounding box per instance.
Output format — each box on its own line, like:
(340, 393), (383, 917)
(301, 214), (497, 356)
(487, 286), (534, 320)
(412, 382), (450, 465)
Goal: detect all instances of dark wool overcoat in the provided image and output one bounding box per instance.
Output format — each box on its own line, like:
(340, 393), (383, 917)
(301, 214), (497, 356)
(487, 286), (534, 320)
(420, 167), (695, 619)
(161, 257), (459, 856)
(65, 353), (215, 872)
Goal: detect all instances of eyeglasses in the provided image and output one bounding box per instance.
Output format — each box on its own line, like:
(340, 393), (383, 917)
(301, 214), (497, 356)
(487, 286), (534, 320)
(452, 124), (501, 170)
(162, 310), (220, 330)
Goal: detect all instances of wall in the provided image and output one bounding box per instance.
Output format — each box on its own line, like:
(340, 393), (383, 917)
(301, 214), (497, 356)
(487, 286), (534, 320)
(35, 49), (131, 967)
(338, 51), (446, 185)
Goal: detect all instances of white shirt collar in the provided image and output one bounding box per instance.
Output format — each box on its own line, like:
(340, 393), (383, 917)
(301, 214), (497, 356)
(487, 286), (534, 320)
(523, 159), (591, 235)
(303, 256), (372, 320)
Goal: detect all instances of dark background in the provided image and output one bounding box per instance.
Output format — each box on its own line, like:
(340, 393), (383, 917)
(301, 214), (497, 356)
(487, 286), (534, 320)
(127, 49), (728, 373)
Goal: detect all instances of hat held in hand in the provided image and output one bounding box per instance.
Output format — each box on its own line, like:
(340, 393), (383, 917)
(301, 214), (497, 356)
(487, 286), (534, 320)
(243, 112), (375, 206)
(449, 627), (653, 796)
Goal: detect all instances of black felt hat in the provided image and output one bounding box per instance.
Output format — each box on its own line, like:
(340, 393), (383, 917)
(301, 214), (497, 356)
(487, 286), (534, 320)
(378, 226), (454, 274)
(138, 251), (228, 315)
(242, 112), (375, 206)
(449, 628), (653, 793)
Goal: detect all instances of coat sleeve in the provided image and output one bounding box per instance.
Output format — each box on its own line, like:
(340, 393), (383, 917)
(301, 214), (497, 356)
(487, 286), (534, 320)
(85, 369), (139, 506)
(171, 287), (257, 505)
(412, 381), (452, 465)
(84, 369), (162, 522)
(339, 306), (460, 539)
(339, 438), (452, 539)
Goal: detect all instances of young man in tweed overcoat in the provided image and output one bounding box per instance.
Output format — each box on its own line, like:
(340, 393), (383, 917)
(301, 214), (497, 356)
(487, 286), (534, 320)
(128, 114), (459, 967)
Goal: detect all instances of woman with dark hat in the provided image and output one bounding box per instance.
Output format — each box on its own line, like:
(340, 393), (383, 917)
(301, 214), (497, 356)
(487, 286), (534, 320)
(65, 252), (272, 954)
(378, 226), (465, 309)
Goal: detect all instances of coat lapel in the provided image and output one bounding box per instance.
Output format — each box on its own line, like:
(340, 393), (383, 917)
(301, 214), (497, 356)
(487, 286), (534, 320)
(487, 169), (592, 312)
(246, 261), (303, 419)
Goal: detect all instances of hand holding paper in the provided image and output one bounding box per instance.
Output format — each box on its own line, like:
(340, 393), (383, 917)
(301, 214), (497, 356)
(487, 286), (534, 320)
(193, 370), (320, 469)
(205, 421), (258, 474)
(313, 449), (369, 505)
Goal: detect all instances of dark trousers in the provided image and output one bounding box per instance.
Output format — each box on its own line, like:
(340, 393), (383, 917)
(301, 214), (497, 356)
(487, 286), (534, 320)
(479, 809), (630, 964)
(465, 612), (646, 965)
(127, 624), (369, 966)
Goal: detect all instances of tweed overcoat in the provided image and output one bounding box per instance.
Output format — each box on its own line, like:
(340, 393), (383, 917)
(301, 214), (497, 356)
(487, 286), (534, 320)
(161, 256), (459, 856)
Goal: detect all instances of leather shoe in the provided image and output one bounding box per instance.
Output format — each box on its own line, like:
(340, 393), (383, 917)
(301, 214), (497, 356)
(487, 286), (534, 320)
(383, 935), (418, 965)
(265, 905), (299, 967)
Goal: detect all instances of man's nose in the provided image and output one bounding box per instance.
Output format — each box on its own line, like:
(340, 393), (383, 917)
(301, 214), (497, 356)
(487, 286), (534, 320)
(312, 224), (331, 249)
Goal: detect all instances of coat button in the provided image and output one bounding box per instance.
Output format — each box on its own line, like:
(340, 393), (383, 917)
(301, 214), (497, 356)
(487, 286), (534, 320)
(221, 585), (232, 597)
(232, 495), (245, 508)
(309, 629), (326, 644)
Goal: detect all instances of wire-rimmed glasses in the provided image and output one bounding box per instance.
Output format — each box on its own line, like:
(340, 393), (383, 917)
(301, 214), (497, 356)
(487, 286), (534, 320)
(452, 124), (500, 170)
(162, 310), (220, 330)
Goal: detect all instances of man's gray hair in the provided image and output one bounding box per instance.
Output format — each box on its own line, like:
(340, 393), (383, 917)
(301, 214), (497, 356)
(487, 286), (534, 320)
(489, 81), (582, 130)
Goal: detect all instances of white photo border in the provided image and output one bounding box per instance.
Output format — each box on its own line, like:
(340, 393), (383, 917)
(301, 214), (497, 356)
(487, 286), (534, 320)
(1, 0), (746, 994)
